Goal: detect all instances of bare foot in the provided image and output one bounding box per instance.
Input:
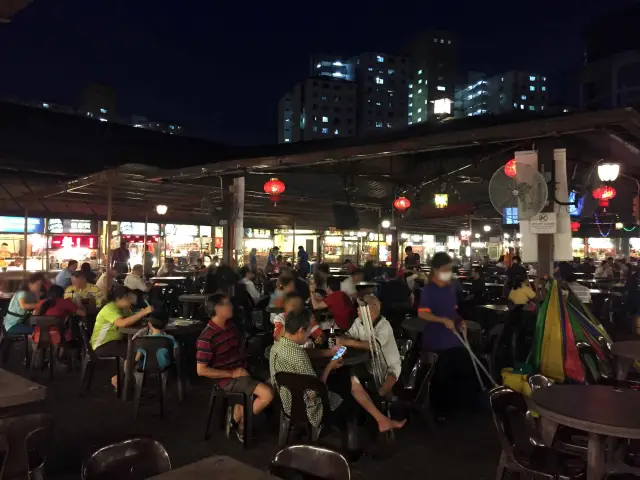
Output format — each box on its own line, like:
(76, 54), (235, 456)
(378, 417), (407, 432)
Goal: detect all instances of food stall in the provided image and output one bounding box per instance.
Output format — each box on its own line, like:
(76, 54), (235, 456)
(200, 226), (224, 266)
(322, 230), (361, 265)
(117, 222), (161, 269)
(164, 224), (201, 267)
(47, 218), (99, 270)
(243, 228), (273, 268)
(0, 216), (46, 271)
(274, 229), (319, 261)
(574, 237), (617, 260)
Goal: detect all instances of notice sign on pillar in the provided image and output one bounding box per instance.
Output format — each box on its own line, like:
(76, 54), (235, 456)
(530, 212), (557, 234)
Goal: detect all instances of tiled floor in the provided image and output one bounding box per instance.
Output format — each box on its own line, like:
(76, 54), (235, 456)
(2, 352), (501, 479)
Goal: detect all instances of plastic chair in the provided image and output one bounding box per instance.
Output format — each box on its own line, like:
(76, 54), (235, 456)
(28, 316), (63, 380)
(270, 444), (351, 480)
(81, 437), (171, 480)
(0, 322), (31, 368)
(274, 372), (330, 448)
(131, 336), (176, 420)
(489, 386), (586, 479)
(78, 320), (122, 396)
(0, 413), (53, 480)
(203, 384), (253, 449)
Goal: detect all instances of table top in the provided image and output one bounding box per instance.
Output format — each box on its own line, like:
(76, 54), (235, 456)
(178, 294), (208, 302)
(401, 316), (424, 333)
(149, 455), (280, 479)
(530, 385), (640, 438)
(478, 304), (509, 312)
(312, 348), (369, 367)
(0, 369), (47, 409)
(589, 289), (623, 297)
(611, 340), (640, 361)
(119, 318), (204, 336)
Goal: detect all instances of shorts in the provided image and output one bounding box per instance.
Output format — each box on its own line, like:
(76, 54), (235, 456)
(94, 340), (128, 358)
(222, 376), (260, 397)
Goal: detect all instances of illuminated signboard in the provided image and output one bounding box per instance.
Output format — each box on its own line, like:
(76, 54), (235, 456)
(0, 216), (44, 234)
(244, 228), (272, 239)
(48, 218), (94, 234)
(119, 222), (160, 235)
(48, 235), (99, 250)
(121, 235), (159, 244)
(164, 224), (199, 237)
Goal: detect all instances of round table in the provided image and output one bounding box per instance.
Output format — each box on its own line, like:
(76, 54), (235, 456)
(611, 340), (640, 380)
(530, 385), (640, 479)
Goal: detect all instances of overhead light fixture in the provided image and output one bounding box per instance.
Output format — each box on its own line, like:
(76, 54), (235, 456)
(381, 220), (391, 229)
(156, 204), (168, 215)
(483, 225), (491, 232)
(615, 222), (624, 230)
(474, 233), (481, 239)
(597, 162), (621, 182)
(516, 233), (522, 238)
(503, 233), (510, 239)
(434, 193), (448, 209)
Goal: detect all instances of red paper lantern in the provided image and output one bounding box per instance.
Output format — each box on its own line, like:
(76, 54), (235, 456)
(264, 177), (285, 204)
(592, 185), (616, 207)
(393, 196), (411, 212)
(504, 159), (517, 178)
(570, 221), (580, 233)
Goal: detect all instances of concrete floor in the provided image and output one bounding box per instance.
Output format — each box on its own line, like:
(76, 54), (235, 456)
(2, 351), (501, 480)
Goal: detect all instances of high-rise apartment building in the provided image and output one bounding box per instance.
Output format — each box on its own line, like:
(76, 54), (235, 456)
(278, 77), (357, 143)
(354, 52), (409, 135)
(80, 84), (116, 121)
(132, 115), (184, 135)
(581, 4), (640, 109)
(405, 31), (457, 125)
(454, 71), (548, 117)
(278, 52), (408, 143)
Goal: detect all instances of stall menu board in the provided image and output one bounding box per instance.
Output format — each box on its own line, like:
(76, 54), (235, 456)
(120, 222), (160, 235)
(49, 235), (98, 250)
(244, 228), (271, 238)
(0, 216), (44, 234)
(165, 224), (198, 236)
(48, 218), (93, 234)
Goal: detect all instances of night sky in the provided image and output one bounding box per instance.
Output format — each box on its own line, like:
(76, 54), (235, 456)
(0, 0), (634, 145)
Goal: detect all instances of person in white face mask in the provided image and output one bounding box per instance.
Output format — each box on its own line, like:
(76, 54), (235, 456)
(417, 252), (479, 418)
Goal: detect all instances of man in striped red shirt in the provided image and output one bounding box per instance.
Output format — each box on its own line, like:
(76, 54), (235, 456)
(196, 293), (273, 441)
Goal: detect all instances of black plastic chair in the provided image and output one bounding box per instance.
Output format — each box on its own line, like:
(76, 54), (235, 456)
(0, 322), (31, 367)
(274, 372), (331, 448)
(0, 413), (53, 480)
(81, 437), (171, 480)
(131, 336), (176, 420)
(78, 321), (122, 396)
(28, 316), (64, 380)
(270, 444), (351, 480)
(490, 386), (586, 479)
(203, 383), (253, 449)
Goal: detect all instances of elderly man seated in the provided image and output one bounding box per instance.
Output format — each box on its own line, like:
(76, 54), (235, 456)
(64, 271), (105, 311)
(338, 295), (402, 397)
(124, 264), (150, 292)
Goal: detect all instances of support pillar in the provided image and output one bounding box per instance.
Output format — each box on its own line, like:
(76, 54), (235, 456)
(621, 237), (630, 258)
(390, 228), (399, 268)
(222, 176), (245, 266)
(143, 212), (148, 277)
(106, 180), (113, 285)
(23, 208), (28, 277)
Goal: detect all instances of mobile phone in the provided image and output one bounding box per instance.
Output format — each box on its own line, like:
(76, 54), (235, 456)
(331, 346), (347, 361)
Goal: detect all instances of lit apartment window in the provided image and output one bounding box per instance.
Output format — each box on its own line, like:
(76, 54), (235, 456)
(387, 122), (393, 128)
(433, 38), (438, 43)
(418, 69), (423, 75)
(417, 89), (422, 94)
(530, 86), (536, 91)
(514, 103), (518, 108)
(418, 108), (422, 113)
(376, 121), (383, 127)
(368, 67), (373, 71)
(284, 139), (291, 142)
(388, 69), (394, 75)
(520, 105), (524, 110)
(529, 106), (535, 111)
(42, 103), (49, 108)
(322, 116), (328, 122)
(322, 127), (328, 134)
(529, 76), (536, 81)
(417, 117), (422, 122)
(409, 93), (413, 98)
(377, 55), (384, 63)
(440, 39), (444, 43)
(408, 112), (412, 116)
(425, 99), (428, 104)
(409, 83), (413, 88)
(376, 77), (384, 84)
(100, 108), (108, 114)
(437, 85), (445, 91)
(521, 95), (526, 100)
(376, 101), (382, 106)
(418, 79), (423, 85)
(542, 86), (546, 92)
(408, 103), (413, 107)
(312, 126), (318, 132)
(316, 63), (321, 68)
(409, 121), (413, 125)
(448, 40), (451, 44)
(541, 106), (545, 110)
(334, 129), (339, 134)
(542, 77), (547, 81)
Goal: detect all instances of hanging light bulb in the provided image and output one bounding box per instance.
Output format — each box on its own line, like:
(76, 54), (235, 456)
(433, 193), (448, 209)
(483, 225), (491, 232)
(504, 159), (517, 178)
(381, 220), (391, 229)
(156, 204), (168, 215)
(597, 162), (620, 182)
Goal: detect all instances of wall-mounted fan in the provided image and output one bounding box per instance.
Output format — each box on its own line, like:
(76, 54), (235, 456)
(488, 163), (548, 220)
